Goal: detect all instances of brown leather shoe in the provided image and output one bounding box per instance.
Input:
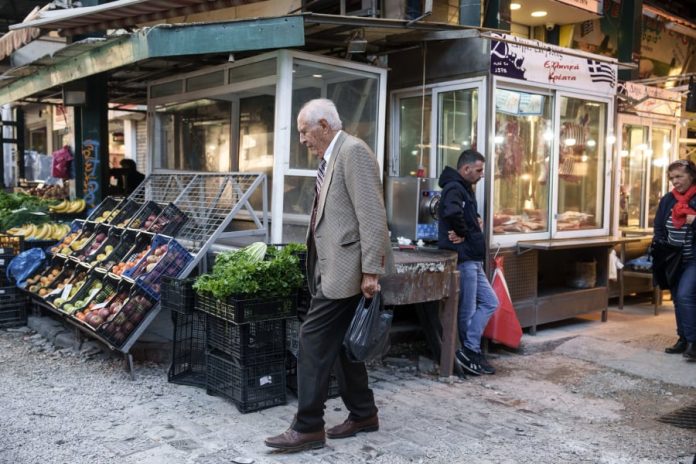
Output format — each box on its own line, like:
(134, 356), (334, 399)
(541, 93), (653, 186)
(326, 415), (379, 439)
(264, 428), (325, 451)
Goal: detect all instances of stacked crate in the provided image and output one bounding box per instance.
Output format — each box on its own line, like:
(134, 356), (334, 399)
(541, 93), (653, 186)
(199, 295), (292, 414)
(163, 277), (206, 388)
(0, 234), (29, 328)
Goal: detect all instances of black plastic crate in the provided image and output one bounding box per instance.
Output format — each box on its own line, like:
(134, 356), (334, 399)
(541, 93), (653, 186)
(109, 199), (141, 228)
(0, 286), (27, 307)
(168, 311), (207, 388)
(206, 349), (286, 413)
(161, 276), (196, 315)
(126, 201), (163, 231)
(298, 284), (311, 310)
(285, 352), (339, 399)
(286, 317), (300, 357)
(147, 202), (189, 236)
(0, 301), (28, 328)
(196, 292), (296, 324)
(206, 314), (286, 364)
(86, 196), (121, 223)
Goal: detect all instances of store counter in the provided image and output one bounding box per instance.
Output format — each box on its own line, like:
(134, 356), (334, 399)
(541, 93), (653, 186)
(381, 248), (459, 378)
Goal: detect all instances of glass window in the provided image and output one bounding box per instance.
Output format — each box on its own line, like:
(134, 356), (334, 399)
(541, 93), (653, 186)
(288, 60), (381, 216)
(237, 92), (275, 211)
(397, 95), (431, 177)
(151, 80), (183, 99)
(154, 99), (231, 171)
(229, 59), (276, 83)
(437, 89), (478, 172)
(186, 70), (225, 92)
(619, 124), (649, 227)
(647, 127), (673, 226)
(557, 97), (607, 231)
(493, 89), (552, 235)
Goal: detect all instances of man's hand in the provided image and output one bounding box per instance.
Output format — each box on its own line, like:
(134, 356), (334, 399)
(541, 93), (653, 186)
(361, 273), (380, 298)
(448, 230), (465, 244)
(687, 214), (695, 225)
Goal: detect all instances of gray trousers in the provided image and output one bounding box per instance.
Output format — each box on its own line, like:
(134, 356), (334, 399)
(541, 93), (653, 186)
(292, 238), (377, 433)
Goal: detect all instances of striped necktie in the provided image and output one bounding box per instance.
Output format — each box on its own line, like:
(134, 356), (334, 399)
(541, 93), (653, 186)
(310, 158), (327, 233)
(315, 158), (327, 197)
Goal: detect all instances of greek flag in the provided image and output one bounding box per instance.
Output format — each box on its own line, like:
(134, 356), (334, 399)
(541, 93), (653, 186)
(587, 59), (616, 87)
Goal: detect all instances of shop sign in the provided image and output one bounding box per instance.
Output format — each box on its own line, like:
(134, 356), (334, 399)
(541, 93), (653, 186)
(82, 139), (101, 212)
(490, 33), (617, 96)
(554, 0), (602, 15)
(618, 82), (681, 117)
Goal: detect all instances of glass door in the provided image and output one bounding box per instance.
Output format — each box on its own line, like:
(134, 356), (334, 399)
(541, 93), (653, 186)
(618, 122), (649, 228)
(647, 126), (674, 226)
(553, 93), (611, 238)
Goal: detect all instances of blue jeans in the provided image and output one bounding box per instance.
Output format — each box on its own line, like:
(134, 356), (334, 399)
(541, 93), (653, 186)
(458, 261), (499, 353)
(671, 260), (696, 343)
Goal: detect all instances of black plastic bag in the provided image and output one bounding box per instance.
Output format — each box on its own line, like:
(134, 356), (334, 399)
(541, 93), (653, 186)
(343, 292), (393, 363)
(650, 240), (683, 290)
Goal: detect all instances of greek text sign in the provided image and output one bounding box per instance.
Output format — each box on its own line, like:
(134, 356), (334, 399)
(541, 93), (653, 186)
(490, 33), (617, 96)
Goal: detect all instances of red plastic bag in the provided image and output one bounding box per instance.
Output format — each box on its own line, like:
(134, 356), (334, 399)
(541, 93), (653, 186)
(51, 146), (73, 179)
(483, 256), (523, 349)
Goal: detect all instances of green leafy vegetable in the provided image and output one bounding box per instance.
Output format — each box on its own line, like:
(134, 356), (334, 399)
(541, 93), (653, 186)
(193, 242), (306, 300)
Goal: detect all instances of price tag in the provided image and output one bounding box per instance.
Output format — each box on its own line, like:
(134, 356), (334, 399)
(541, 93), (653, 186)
(92, 301), (109, 309)
(47, 286), (63, 296)
(0, 248), (5, 254)
(61, 284), (73, 300)
(89, 288), (100, 298)
(0, 259), (5, 266)
(0, 289), (5, 295)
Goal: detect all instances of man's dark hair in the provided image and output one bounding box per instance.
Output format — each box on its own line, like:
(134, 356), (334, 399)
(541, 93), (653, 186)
(120, 159), (137, 170)
(456, 149), (485, 169)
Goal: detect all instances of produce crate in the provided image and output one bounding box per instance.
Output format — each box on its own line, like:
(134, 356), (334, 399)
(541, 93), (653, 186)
(168, 310), (206, 388)
(37, 260), (79, 302)
(24, 256), (65, 294)
(44, 264), (91, 308)
(74, 279), (132, 330)
(125, 201), (163, 231)
(96, 229), (138, 272)
(134, 237), (193, 296)
(54, 221), (94, 258)
(298, 285), (311, 310)
(206, 314), (286, 364)
(81, 228), (122, 265)
(71, 224), (111, 262)
(86, 196), (121, 224)
(107, 233), (153, 277)
(48, 220), (84, 255)
(286, 317), (300, 357)
(161, 276), (196, 315)
(147, 202), (189, 236)
(108, 198), (141, 227)
(206, 349), (286, 413)
(0, 233), (23, 255)
(285, 352), (339, 399)
(0, 298), (28, 328)
(196, 292), (296, 324)
(58, 270), (118, 315)
(98, 284), (158, 347)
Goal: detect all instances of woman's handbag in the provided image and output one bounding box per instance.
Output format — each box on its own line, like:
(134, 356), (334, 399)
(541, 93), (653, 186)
(343, 291), (393, 363)
(650, 241), (683, 290)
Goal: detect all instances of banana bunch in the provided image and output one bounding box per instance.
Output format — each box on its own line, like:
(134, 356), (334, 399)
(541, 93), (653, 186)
(7, 222), (72, 241)
(49, 199), (86, 214)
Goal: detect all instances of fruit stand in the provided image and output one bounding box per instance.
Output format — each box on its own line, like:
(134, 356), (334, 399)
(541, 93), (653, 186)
(20, 172), (269, 377)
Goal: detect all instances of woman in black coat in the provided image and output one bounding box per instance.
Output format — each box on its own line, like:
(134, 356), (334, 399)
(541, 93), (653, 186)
(652, 159), (696, 361)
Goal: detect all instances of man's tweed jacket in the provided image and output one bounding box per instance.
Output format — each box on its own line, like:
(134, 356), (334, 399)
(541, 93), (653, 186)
(307, 131), (393, 300)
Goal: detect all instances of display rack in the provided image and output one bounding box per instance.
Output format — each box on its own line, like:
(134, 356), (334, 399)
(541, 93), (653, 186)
(27, 172), (269, 378)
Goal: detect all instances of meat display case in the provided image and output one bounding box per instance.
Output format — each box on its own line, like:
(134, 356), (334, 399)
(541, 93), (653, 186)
(387, 33), (624, 330)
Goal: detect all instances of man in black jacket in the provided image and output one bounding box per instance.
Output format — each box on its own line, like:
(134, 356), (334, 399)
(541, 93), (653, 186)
(438, 149), (498, 376)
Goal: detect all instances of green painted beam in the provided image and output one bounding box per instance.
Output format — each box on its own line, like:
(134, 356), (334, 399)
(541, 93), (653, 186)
(0, 16), (305, 105)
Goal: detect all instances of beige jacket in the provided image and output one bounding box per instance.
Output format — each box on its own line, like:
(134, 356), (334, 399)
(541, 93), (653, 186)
(307, 132), (393, 299)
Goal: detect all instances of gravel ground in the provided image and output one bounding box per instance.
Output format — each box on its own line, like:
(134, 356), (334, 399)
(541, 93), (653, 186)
(0, 323), (695, 464)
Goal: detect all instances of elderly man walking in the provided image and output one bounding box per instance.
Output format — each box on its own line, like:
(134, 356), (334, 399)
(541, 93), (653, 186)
(265, 99), (392, 452)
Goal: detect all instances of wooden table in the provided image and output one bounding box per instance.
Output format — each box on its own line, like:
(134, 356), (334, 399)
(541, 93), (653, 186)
(380, 249), (459, 378)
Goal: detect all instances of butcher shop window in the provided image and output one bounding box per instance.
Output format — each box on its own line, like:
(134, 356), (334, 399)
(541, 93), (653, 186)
(493, 89), (552, 235)
(556, 96), (607, 231)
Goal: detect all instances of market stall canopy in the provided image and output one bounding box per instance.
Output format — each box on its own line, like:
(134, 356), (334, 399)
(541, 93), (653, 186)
(9, 0), (269, 36)
(0, 13), (468, 106)
(0, 4), (51, 61)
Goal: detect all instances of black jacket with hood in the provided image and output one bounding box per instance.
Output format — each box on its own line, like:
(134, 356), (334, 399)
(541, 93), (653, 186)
(437, 166), (485, 262)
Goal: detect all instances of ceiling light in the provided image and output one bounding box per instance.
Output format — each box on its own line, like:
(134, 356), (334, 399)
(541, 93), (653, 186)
(531, 10), (547, 17)
(510, 2), (521, 10)
(312, 74), (323, 78)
